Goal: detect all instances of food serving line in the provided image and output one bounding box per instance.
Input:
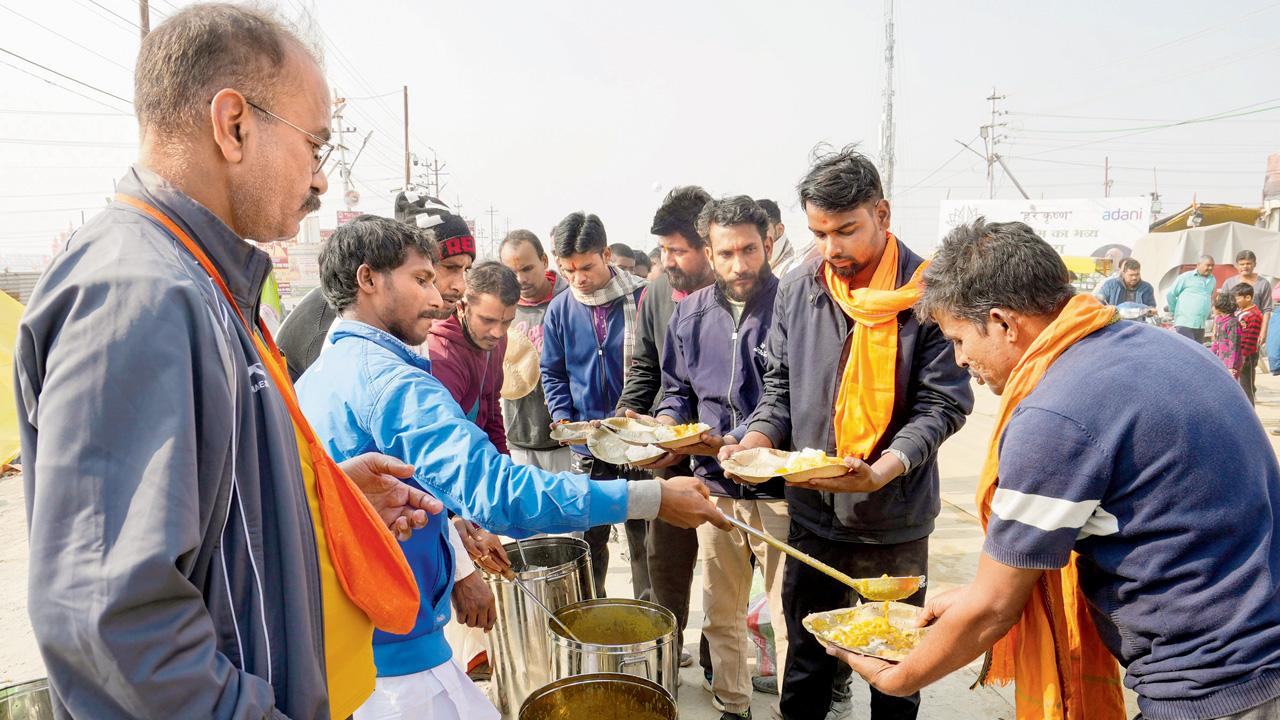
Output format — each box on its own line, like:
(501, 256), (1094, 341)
(473, 420), (931, 719)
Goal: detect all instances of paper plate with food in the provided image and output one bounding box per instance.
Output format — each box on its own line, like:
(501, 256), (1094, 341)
(803, 601), (928, 663)
(599, 416), (664, 445)
(651, 422), (713, 449)
(586, 427), (666, 467)
(549, 421), (594, 445)
(720, 447), (847, 484)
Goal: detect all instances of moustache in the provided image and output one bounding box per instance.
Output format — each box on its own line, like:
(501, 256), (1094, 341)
(301, 193), (322, 214)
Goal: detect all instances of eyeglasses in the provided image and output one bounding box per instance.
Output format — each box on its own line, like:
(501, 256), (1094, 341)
(244, 99), (340, 174)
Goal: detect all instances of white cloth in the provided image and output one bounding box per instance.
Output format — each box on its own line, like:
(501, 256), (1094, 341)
(446, 519), (477, 582)
(354, 659), (500, 720)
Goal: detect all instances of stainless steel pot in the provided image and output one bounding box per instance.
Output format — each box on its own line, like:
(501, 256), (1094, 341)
(0, 679), (53, 720)
(549, 598), (679, 700)
(518, 673), (676, 720)
(486, 536), (595, 716)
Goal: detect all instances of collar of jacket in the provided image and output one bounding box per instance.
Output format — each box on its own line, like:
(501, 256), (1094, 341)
(711, 271), (780, 316)
(330, 319), (432, 372)
(121, 164), (273, 323)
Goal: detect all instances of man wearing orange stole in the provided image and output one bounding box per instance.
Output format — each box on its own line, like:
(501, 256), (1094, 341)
(831, 219), (1280, 720)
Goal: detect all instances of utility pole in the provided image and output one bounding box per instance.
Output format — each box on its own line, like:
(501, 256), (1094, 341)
(139, 0), (149, 39)
(402, 85), (410, 189)
(980, 88), (1007, 199)
(1150, 168), (1162, 219)
(485, 205), (499, 258)
(416, 152), (448, 197)
(879, 0), (896, 200)
(332, 93), (359, 209)
(1104, 156), (1112, 198)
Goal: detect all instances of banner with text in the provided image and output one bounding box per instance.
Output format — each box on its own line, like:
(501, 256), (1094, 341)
(937, 197), (1150, 257)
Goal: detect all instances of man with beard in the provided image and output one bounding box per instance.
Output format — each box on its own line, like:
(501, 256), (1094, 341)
(16, 6), (444, 718)
(297, 215), (728, 719)
(720, 147), (972, 720)
(618, 185), (716, 666)
(650, 195), (786, 720)
(499, 230), (573, 472)
(541, 211), (653, 596)
(427, 262), (519, 453)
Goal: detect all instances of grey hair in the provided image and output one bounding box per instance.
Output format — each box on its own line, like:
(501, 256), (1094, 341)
(916, 218), (1075, 331)
(134, 3), (322, 134)
(695, 195), (770, 245)
(465, 261), (521, 307)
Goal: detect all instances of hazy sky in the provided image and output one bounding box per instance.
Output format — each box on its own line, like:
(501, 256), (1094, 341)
(1, 0), (1277, 260)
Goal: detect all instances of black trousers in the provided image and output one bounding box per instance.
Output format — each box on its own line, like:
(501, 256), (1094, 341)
(779, 522), (929, 720)
(1175, 325), (1206, 344)
(573, 454), (652, 600)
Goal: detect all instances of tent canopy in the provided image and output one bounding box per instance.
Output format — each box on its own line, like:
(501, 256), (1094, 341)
(1130, 221), (1280, 297)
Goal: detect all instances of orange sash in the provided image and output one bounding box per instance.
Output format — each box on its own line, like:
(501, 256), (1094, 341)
(976, 294), (1125, 720)
(823, 233), (927, 458)
(117, 194), (420, 634)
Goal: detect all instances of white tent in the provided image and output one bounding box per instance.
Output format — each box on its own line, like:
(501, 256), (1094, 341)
(1129, 222), (1280, 298)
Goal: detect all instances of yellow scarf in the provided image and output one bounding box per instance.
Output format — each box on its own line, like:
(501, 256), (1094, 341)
(976, 294), (1126, 720)
(823, 233), (927, 459)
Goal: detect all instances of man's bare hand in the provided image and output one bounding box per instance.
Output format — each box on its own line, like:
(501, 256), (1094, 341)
(451, 571), (497, 631)
(826, 645), (909, 696)
(339, 453), (443, 541)
(631, 451), (684, 469)
(789, 457), (889, 494)
(452, 517), (511, 573)
(670, 432), (728, 458)
(657, 476), (731, 530)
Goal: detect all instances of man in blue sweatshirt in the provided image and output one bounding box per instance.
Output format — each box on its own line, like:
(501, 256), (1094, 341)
(297, 215), (726, 720)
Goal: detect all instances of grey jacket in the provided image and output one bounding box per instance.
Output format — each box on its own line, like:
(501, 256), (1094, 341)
(502, 272), (568, 449)
(746, 249), (973, 544)
(15, 167), (328, 719)
(616, 272), (681, 416)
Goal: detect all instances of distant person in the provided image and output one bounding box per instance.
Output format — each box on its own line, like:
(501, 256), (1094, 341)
(498, 230), (573, 472)
(1234, 283), (1263, 405)
(609, 242), (638, 275)
(1093, 258), (1155, 315)
(646, 246), (665, 282)
(1211, 291), (1244, 379)
(757, 198), (792, 278)
(633, 247), (653, 278)
(1223, 249), (1272, 348)
(1167, 255), (1216, 342)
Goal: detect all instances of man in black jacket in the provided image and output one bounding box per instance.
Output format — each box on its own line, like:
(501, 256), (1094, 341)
(616, 185), (715, 668)
(721, 147), (972, 720)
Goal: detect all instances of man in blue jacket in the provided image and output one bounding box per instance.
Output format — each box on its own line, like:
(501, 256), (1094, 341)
(646, 195), (786, 720)
(540, 211), (652, 595)
(297, 215), (726, 720)
(1092, 257), (1156, 317)
(720, 148), (973, 720)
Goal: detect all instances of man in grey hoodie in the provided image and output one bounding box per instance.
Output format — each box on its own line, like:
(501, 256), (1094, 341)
(499, 230), (573, 472)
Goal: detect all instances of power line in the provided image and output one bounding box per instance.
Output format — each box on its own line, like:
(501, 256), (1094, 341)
(1005, 155), (1265, 175)
(0, 3), (132, 72)
(0, 108), (132, 117)
(0, 58), (132, 113)
(1012, 100), (1280, 135)
(0, 137), (136, 148)
(83, 0), (140, 29)
(0, 47), (132, 105)
(895, 135), (978, 198)
(70, 0), (138, 34)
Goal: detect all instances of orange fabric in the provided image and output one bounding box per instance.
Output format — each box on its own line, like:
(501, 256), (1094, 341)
(975, 293), (1125, 720)
(823, 233), (927, 458)
(117, 194), (420, 634)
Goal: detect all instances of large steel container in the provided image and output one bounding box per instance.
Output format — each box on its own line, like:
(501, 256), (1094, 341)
(549, 598), (679, 700)
(486, 536), (595, 716)
(517, 673), (676, 720)
(0, 679), (53, 720)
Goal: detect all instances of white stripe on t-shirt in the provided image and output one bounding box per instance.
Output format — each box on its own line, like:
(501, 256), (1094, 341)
(991, 487), (1119, 539)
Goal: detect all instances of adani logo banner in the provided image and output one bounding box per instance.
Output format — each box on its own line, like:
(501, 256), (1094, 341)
(936, 197), (1149, 258)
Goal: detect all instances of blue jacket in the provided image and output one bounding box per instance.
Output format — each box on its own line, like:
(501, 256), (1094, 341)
(1094, 276), (1155, 309)
(656, 275), (783, 500)
(297, 320), (631, 677)
(746, 249), (974, 544)
(540, 284), (646, 456)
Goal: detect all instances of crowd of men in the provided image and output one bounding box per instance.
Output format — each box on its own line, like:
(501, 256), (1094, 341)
(14, 4), (1280, 720)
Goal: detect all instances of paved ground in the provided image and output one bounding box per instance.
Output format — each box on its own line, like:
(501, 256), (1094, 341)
(4, 372), (1279, 717)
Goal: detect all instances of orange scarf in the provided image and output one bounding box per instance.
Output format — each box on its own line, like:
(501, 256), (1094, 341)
(976, 294), (1125, 720)
(823, 233), (927, 458)
(118, 194), (420, 634)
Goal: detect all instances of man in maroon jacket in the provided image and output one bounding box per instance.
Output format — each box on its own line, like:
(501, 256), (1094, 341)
(427, 262), (521, 453)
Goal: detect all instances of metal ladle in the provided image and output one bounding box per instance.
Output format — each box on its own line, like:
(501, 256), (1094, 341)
(479, 550), (583, 643)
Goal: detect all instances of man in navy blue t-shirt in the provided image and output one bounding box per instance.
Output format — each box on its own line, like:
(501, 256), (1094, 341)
(831, 218), (1280, 720)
